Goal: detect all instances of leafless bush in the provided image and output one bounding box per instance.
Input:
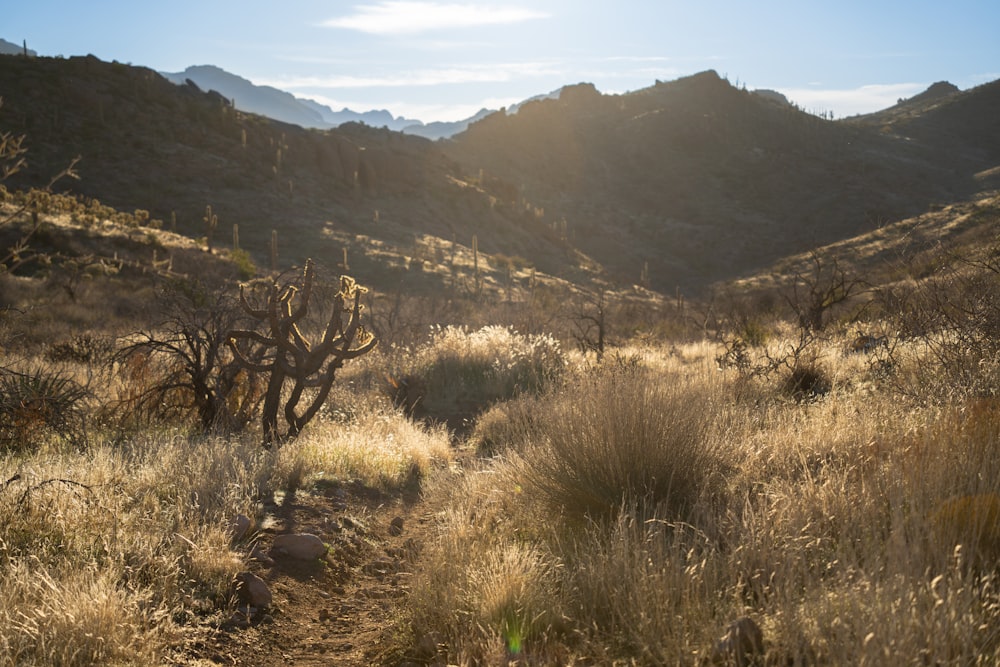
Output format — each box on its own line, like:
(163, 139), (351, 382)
(112, 279), (264, 433)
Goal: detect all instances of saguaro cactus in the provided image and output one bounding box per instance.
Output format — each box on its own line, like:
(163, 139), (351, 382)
(227, 259), (377, 446)
(204, 205), (218, 253)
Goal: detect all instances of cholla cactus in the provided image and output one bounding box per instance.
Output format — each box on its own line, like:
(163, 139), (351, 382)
(227, 259), (377, 446)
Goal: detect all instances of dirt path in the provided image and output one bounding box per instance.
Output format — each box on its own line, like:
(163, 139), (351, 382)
(181, 477), (435, 666)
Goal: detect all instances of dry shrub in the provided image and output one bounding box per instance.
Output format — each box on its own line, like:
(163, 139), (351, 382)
(566, 512), (721, 663)
(394, 325), (565, 418)
(521, 367), (729, 523)
(467, 392), (543, 456)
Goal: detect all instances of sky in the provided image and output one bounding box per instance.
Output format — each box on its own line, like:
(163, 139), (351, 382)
(5, 1), (1000, 123)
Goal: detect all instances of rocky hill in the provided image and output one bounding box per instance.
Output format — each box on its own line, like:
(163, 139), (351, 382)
(445, 71), (1000, 291)
(0, 54), (587, 296)
(2, 55), (998, 297)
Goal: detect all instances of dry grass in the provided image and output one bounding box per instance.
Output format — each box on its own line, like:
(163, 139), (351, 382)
(519, 366), (732, 524)
(387, 324), (566, 418)
(403, 328), (1000, 665)
(271, 403), (453, 493)
(0, 397), (452, 665)
(0, 432), (263, 665)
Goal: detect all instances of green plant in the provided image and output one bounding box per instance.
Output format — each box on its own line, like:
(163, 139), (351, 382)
(229, 248), (256, 280)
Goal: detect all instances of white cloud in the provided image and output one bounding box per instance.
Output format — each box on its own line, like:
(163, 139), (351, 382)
(259, 61), (560, 89)
(322, 2), (549, 35)
(778, 82), (927, 117)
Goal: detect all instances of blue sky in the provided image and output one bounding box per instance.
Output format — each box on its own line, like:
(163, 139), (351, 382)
(6, 1), (999, 122)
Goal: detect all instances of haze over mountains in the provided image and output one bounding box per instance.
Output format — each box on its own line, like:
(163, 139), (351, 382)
(1, 50), (998, 296)
(160, 64), (490, 140)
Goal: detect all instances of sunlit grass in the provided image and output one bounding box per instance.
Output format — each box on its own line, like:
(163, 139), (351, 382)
(402, 332), (1000, 664)
(273, 404), (453, 492)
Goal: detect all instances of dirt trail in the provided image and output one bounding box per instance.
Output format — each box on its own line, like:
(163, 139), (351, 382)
(182, 477), (436, 666)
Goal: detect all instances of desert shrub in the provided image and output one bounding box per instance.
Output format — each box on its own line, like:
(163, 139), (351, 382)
(520, 367), (728, 523)
(45, 333), (115, 364)
(112, 280), (264, 434)
(396, 325), (565, 418)
(228, 248), (256, 280)
(780, 363), (832, 400)
(879, 238), (1000, 400)
(0, 366), (88, 451)
(467, 392), (543, 456)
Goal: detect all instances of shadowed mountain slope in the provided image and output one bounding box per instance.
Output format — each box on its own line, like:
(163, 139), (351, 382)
(444, 71), (1000, 291)
(2, 56), (998, 297)
(0, 54), (587, 293)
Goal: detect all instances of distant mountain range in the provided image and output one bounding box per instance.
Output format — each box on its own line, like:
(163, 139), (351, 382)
(160, 64), (493, 139)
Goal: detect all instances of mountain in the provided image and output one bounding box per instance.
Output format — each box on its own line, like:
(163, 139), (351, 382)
(0, 38), (36, 57)
(444, 70), (1000, 290)
(3, 55), (998, 297)
(162, 65), (423, 133)
(0, 54), (587, 294)
(402, 108), (494, 140)
(161, 65), (328, 128)
(297, 99), (421, 132)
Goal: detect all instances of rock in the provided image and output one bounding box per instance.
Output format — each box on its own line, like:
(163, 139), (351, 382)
(249, 543), (276, 567)
(709, 616), (764, 666)
(228, 514), (252, 543)
(234, 571), (272, 609)
(270, 533), (327, 561)
(389, 516), (405, 536)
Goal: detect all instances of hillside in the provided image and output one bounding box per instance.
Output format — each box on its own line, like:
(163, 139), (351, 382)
(0, 54), (588, 296)
(3, 55), (999, 298)
(445, 70), (1000, 291)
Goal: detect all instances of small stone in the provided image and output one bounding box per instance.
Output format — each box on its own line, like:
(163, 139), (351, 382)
(270, 533), (328, 561)
(234, 571), (272, 609)
(709, 616), (764, 666)
(389, 516), (405, 536)
(228, 514), (252, 543)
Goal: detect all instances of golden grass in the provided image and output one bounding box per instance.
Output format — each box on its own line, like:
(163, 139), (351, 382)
(272, 403), (453, 492)
(0, 398), (452, 665)
(403, 330), (1000, 665)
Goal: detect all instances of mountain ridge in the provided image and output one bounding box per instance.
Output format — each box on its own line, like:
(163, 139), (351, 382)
(2, 54), (997, 297)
